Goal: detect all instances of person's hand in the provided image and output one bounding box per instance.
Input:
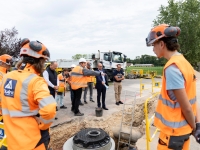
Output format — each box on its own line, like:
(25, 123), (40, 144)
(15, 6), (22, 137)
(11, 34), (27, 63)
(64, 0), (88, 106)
(102, 81), (105, 85)
(101, 72), (105, 76)
(54, 86), (58, 90)
(193, 123), (200, 144)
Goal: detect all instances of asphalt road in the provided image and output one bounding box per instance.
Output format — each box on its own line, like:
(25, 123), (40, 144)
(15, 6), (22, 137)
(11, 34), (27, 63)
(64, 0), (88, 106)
(51, 78), (161, 127)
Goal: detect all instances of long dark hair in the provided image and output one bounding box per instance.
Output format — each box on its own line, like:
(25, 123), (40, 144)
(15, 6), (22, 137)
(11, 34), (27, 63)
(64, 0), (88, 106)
(20, 55), (45, 74)
(159, 37), (180, 51)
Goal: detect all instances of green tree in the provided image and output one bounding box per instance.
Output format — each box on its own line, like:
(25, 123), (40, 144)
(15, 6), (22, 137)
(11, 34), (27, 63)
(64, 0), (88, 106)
(72, 54), (87, 60)
(132, 56), (141, 64)
(0, 27), (21, 58)
(153, 0), (200, 67)
(130, 54), (165, 66)
(126, 58), (131, 63)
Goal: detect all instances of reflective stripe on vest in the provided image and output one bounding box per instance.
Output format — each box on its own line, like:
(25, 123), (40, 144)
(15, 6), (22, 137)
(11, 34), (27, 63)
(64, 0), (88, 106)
(71, 72), (83, 77)
(2, 96), (55, 117)
(2, 108), (39, 117)
(39, 117), (54, 124)
(155, 112), (188, 128)
(70, 66), (87, 90)
(159, 94), (196, 108)
(39, 96), (55, 109)
(21, 74), (37, 112)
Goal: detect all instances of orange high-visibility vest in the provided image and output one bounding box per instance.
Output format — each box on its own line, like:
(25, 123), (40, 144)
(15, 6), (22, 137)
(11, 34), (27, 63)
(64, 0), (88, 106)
(154, 54), (197, 136)
(1, 65), (56, 150)
(58, 73), (66, 87)
(70, 65), (88, 90)
(0, 67), (7, 115)
(57, 73), (66, 92)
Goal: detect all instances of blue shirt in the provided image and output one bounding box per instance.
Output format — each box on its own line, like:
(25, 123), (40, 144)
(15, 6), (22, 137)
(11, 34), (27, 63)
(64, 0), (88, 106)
(165, 64), (185, 100)
(113, 69), (124, 82)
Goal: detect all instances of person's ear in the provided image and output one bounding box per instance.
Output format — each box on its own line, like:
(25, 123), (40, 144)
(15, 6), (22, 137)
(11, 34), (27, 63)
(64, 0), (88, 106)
(160, 41), (165, 49)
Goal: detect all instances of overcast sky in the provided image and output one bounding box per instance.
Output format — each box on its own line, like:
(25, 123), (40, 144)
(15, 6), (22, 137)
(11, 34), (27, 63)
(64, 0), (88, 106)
(0, 0), (168, 60)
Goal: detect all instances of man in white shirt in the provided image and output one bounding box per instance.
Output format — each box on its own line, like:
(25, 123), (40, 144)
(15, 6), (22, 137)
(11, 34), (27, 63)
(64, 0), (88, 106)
(43, 61), (59, 115)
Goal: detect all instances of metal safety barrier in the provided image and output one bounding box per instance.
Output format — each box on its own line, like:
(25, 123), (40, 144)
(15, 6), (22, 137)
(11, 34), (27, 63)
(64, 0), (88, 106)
(140, 77), (161, 97)
(144, 92), (159, 150)
(0, 122), (7, 149)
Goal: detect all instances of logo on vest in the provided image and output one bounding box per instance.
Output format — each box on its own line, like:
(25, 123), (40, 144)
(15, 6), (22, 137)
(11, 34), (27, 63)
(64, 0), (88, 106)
(4, 79), (17, 98)
(0, 129), (4, 139)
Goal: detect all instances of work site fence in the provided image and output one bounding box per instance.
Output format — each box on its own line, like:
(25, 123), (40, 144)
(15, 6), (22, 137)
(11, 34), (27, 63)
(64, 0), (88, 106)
(126, 66), (163, 76)
(140, 77), (161, 97)
(144, 92), (160, 150)
(0, 121), (7, 149)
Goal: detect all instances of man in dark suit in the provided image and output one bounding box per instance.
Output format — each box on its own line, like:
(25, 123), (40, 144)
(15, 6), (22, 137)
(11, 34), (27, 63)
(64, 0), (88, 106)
(95, 63), (109, 110)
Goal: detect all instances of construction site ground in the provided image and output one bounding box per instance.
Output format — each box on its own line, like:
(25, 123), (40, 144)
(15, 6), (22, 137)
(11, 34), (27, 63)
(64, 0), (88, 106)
(51, 72), (200, 150)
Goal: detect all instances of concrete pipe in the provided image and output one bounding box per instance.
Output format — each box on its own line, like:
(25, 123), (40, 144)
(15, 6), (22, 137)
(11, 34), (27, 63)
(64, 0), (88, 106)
(112, 126), (143, 143)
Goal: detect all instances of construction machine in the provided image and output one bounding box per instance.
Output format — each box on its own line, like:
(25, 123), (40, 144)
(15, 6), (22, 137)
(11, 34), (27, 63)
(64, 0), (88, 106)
(44, 50), (127, 81)
(125, 69), (144, 79)
(143, 71), (156, 79)
(92, 50), (127, 81)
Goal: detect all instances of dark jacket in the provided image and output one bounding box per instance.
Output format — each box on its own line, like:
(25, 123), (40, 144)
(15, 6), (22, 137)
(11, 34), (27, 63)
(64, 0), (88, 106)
(95, 70), (109, 88)
(46, 66), (57, 91)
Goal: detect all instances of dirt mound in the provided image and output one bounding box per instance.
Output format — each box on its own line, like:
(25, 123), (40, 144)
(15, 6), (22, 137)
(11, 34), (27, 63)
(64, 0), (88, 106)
(49, 95), (159, 150)
(124, 96), (158, 127)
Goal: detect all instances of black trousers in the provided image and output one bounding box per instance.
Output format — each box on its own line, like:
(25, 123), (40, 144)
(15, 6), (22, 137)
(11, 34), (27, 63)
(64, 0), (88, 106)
(97, 86), (106, 108)
(72, 88), (82, 114)
(48, 88), (55, 98)
(35, 129), (50, 150)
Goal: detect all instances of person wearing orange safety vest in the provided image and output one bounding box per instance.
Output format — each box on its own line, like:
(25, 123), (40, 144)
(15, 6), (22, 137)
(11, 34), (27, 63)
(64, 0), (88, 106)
(0, 54), (13, 119)
(0, 38), (56, 150)
(67, 64), (76, 103)
(70, 58), (103, 116)
(83, 62), (96, 104)
(146, 24), (200, 149)
(56, 68), (68, 110)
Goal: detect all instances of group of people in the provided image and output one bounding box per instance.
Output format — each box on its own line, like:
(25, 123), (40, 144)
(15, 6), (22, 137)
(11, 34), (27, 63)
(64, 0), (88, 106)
(0, 23), (200, 150)
(43, 58), (126, 117)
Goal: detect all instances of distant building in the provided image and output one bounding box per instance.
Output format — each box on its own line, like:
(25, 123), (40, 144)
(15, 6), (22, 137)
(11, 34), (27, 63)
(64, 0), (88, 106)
(126, 63), (133, 67)
(133, 64), (154, 67)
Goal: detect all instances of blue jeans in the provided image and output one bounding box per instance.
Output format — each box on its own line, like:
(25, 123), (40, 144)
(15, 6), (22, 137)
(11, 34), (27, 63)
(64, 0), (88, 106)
(56, 93), (64, 106)
(83, 82), (93, 101)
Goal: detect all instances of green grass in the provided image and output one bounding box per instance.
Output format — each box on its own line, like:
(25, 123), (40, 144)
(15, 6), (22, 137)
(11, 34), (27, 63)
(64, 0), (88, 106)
(125, 66), (163, 75)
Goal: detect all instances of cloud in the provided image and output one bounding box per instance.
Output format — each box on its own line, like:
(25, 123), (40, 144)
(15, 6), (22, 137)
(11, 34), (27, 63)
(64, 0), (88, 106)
(0, 0), (168, 60)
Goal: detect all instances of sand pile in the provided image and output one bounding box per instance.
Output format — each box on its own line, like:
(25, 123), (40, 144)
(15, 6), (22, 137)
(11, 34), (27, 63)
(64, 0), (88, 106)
(49, 95), (159, 150)
(124, 95), (158, 127)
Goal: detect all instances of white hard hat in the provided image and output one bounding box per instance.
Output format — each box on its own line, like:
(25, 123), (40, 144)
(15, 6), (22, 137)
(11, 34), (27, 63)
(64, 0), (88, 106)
(79, 58), (86, 63)
(71, 64), (76, 68)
